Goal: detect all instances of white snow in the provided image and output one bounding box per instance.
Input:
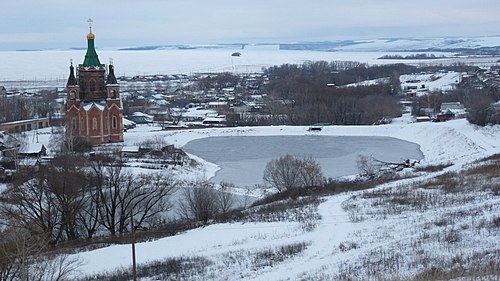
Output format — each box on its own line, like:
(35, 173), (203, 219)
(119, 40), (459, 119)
(401, 71), (462, 92)
(82, 102), (105, 112)
(2, 40), (500, 82)
(68, 117), (500, 279)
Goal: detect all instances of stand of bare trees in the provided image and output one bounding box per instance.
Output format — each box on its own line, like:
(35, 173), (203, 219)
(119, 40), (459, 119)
(0, 151), (180, 279)
(0, 155), (178, 244)
(0, 227), (81, 281)
(178, 180), (236, 224)
(263, 155), (325, 192)
(262, 62), (408, 125)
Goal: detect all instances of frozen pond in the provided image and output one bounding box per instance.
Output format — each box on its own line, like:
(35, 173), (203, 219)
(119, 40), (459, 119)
(183, 135), (424, 187)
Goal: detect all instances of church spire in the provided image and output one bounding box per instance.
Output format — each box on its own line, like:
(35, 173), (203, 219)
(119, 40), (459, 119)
(83, 18), (101, 67)
(106, 60), (118, 84)
(67, 60), (77, 86)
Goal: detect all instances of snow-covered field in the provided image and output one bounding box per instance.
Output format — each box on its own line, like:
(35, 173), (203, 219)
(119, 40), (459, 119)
(1, 45), (499, 83)
(67, 117), (499, 280)
(0, 48), (387, 82)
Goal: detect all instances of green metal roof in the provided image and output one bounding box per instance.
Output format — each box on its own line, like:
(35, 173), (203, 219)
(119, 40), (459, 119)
(82, 36), (102, 67)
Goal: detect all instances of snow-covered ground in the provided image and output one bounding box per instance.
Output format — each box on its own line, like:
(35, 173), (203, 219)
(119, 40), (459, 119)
(66, 117), (499, 280)
(345, 71), (462, 92)
(1, 45), (499, 83)
(401, 71), (462, 93)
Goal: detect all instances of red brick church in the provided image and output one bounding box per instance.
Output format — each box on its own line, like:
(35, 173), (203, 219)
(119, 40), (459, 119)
(65, 21), (123, 144)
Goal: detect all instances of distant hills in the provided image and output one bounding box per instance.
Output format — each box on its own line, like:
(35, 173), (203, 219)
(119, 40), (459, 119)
(13, 36), (500, 55)
(279, 36), (500, 54)
(117, 36), (500, 55)
(118, 43), (246, 51)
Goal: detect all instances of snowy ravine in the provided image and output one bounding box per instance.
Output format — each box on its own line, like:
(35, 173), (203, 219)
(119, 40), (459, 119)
(71, 118), (499, 280)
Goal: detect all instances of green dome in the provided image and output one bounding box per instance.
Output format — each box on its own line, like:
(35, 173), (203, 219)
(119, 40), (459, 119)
(83, 35), (101, 67)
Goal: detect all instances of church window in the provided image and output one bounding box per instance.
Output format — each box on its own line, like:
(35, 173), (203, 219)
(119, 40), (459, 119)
(112, 116), (117, 129)
(69, 90), (76, 100)
(92, 117), (98, 130)
(72, 118), (77, 130)
(110, 89), (117, 99)
(90, 79), (96, 93)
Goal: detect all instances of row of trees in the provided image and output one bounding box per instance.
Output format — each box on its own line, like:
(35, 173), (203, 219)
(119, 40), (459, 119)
(0, 155), (177, 245)
(0, 90), (59, 123)
(261, 62), (408, 125)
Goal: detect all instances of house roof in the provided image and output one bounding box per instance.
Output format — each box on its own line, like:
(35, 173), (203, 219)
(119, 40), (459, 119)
(82, 102), (105, 111)
(19, 143), (45, 154)
(122, 146), (140, 153)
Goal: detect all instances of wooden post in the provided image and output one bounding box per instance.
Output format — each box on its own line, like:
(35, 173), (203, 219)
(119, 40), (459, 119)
(131, 208), (137, 281)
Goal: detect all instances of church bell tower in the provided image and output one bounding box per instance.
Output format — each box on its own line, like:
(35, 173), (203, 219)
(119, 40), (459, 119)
(65, 19), (124, 144)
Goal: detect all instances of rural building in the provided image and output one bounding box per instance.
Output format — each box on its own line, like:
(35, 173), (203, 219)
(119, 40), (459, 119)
(440, 102), (464, 112)
(65, 22), (124, 144)
(18, 143), (47, 158)
(121, 146), (141, 157)
(0, 118), (50, 134)
(126, 112), (154, 124)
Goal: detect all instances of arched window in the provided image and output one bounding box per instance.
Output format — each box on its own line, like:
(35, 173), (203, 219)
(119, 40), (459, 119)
(110, 89), (117, 99)
(112, 116), (117, 129)
(92, 117), (98, 130)
(69, 90), (76, 100)
(72, 118), (77, 130)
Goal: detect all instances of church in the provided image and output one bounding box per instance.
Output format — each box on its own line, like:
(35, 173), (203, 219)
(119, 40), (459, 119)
(65, 21), (123, 144)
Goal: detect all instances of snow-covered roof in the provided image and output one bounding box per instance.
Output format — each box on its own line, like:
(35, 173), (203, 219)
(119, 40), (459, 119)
(203, 116), (226, 122)
(183, 107), (218, 118)
(121, 146), (140, 153)
(19, 143), (45, 154)
(208, 101), (228, 106)
(82, 102), (105, 112)
(155, 100), (169, 106)
(123, 118), (136, 127)
(132, 112), (154, 119)
(152, 94), (165, 99)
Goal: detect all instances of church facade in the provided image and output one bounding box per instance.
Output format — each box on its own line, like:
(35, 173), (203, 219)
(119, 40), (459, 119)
(65, 25), (123, 144)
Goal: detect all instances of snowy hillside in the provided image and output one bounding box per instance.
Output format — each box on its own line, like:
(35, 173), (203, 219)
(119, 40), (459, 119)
(69, 118), (500, 280)
(280, 36), (500, 52)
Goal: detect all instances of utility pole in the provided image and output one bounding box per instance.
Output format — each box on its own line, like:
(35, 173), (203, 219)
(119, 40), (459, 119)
(131, 208), (137, 281)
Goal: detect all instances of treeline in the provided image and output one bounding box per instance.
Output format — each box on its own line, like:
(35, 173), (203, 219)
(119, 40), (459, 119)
(261, 61), (409, 125)
(263, 61), (417, 86)
(0, 90), (59, 123)
(411, 86), (500, 125)
(379, 53), (446, 60)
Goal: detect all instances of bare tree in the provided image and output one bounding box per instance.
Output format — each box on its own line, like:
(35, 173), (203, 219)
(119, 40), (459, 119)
(356, 155), (378, 180)
(217, 181), (236, 214)
(1, 174), (63, 244)
(298, 156), (325, 187)
(0, 155), (89, 244)
(91, 164), (177, 236)
(178, 181), (220, 223)
(263, 155), (324, 192)
(356, 154), (419, 179)
(0, 227), (81, 281)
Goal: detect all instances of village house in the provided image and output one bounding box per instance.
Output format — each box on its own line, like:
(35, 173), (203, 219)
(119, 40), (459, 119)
(18, 143), (47, 158)
(0, 118), (50, 134)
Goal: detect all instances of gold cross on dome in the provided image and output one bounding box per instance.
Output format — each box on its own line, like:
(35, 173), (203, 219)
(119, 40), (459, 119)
(88, 18), (93, 33)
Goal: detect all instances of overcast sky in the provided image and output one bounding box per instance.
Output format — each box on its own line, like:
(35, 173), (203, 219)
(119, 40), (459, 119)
(1, 0), (499, 50)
